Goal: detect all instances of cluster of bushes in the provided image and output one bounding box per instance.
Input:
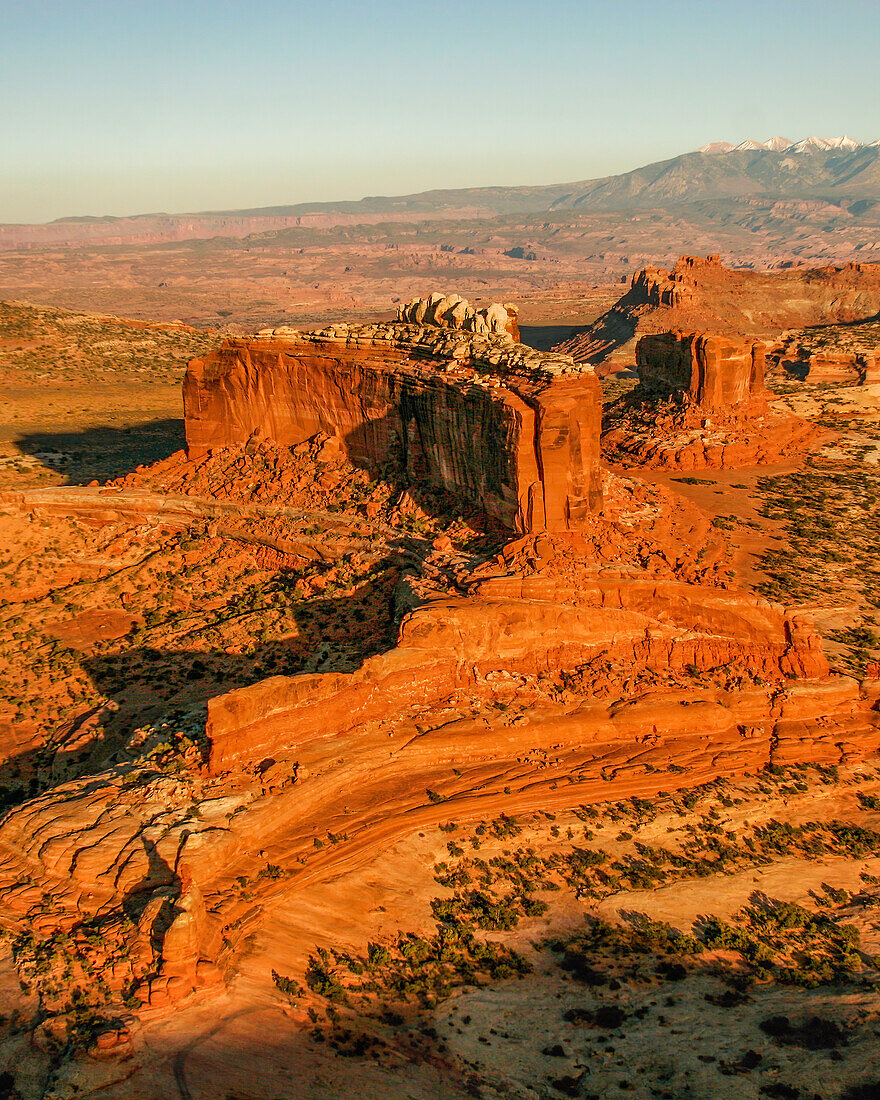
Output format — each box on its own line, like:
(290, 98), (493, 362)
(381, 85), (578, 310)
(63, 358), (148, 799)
(756, 455), (880, 616)
(292, 923), (531, 1011)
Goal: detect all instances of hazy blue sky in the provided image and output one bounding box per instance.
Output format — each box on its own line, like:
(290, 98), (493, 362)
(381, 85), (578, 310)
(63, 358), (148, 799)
(2, 0), (879, 223)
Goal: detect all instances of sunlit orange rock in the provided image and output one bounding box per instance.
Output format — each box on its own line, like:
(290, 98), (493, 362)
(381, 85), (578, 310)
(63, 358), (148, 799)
(184, 324), (603, 533)
(636, 330), (768, 412)
(602, 329), (821, 470)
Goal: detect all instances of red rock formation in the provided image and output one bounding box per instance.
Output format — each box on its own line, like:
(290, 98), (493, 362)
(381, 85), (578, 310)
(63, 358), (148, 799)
(636, 330), (767, 412)
(184, 324), (603, 534)
(629, 255), (723, 309)
(777, 349), (880, 385)
(205, 564), (832, 775)
(801, 352), (864, 384)
(602, 329), (821, 470)
(554, 255), (880, 370)
(0, 443), (877, 1051)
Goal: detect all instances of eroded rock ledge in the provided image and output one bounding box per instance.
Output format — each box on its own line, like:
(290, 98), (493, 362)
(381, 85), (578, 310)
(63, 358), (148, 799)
(184, 322), (602, 533)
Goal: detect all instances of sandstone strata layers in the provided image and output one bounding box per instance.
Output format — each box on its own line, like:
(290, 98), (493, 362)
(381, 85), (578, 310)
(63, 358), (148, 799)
(0, 453), (877, 1039)
(184, 323), (602, 534)
(206, 559), (839, 775)
(636, 330), (768, 412)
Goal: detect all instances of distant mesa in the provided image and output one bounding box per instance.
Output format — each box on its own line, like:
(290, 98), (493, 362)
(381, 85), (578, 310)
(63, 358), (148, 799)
(554, 254), (880, 371)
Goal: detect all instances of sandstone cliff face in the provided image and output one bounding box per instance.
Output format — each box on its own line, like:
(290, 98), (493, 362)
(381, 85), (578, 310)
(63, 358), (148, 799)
(636, 330), (767, 413)
(184, 323), (603, 534)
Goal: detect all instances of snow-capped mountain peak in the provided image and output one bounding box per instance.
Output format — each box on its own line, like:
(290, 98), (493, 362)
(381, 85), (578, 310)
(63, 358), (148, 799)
(698, 135), (866, 155)
(697, 140), (735, 153)
(785, 135), (862, 152)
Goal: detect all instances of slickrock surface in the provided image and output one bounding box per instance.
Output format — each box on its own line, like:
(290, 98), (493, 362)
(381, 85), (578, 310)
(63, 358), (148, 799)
(183, 323), (603, 534)
(1, 431), (880, 1020)
(555, 255), (880, 370)
(0, 447), (878, 1097)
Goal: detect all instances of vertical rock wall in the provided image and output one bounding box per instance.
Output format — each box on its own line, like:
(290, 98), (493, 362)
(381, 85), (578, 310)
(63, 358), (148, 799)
(636, 330), (767, 412)
(183, 325), (603, 533)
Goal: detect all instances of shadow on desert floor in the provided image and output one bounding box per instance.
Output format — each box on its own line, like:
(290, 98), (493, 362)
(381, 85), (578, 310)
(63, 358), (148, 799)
(13, 417), (185, 484)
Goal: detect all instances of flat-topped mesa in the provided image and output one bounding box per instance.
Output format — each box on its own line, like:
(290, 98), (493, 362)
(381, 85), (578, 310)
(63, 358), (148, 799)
(397, 292), (520, 341)
(637, 330), (768, 413)
(183, 322), (602, 533)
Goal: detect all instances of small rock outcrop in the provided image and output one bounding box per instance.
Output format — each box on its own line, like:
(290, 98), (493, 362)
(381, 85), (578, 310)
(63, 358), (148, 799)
(396, 293), (520, 340)
(636, 330), (768, 412)
(602, 330), (820, 470)
(775, 344), (880, 387)
(184, 322), (602, 534)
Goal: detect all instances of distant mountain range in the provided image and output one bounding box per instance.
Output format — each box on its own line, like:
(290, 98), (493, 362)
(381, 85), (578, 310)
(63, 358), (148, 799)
(697, 135), (868, 154)
(2, 137), (880, 250)
(542, 138), (880, 212)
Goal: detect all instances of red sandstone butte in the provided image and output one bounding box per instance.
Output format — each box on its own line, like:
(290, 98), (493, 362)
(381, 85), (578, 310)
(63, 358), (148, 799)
(183, 323), (603, 534)
(636, 330), (768, 412)
(602, 329), (820, 471)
